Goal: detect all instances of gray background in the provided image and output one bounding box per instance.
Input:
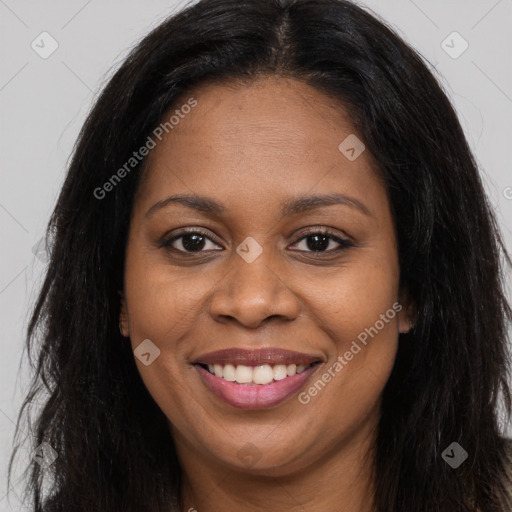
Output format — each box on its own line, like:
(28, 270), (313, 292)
(1, 0), (511, 509)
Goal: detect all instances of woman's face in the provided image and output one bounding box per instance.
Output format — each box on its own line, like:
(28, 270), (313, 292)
(120, 76), (412, 475)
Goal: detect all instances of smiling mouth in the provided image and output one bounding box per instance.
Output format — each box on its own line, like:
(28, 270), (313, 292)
(192, 347), (324, 408)
(196, 362), (321, 385)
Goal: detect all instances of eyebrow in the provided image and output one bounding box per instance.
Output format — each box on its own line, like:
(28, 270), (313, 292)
(145, 192), (372, 218)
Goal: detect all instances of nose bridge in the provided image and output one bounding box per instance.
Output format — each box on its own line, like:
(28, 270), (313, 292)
(208, 240), (299, 327)
(231, 247), (280, 299)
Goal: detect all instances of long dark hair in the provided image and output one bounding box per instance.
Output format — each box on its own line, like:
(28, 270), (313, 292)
(10, 0), (512, 510)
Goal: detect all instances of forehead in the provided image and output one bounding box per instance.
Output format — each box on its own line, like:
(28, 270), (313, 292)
(134, 76), (386, 220)
(149, 75), (362, 160)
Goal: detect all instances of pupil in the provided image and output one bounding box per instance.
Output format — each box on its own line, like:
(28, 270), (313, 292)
(307, 235), (329, 252)
(183, 234), (205, 251)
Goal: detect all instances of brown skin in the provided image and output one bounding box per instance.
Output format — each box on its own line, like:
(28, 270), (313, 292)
(120, 75), (414, 512)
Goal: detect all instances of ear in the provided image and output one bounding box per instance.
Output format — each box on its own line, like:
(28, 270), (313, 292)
(118, 290), (129, 337)
(397, 287), (417, 334)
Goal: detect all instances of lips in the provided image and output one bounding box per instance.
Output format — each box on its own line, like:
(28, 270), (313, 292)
(192, 348), (323, 409)
(193, 348), (321, 366)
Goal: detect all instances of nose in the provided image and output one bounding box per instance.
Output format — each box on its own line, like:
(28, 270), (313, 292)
(208, 248), (300, 329)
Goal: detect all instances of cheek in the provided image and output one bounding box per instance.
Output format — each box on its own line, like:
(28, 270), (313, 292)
(123, 249), (214, 428)
(293, 260), (400, 445)
(305, 251), (400, 375)
(124, 249), (217, 343)
(309, 251), (399, 327)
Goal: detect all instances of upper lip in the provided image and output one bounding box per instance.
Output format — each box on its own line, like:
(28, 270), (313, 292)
(192, 348), (323, 366)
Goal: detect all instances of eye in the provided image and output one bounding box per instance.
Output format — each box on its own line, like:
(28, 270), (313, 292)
(289, 228), (354, 253)
(161, 229), (223, 254)
(161, 227), (353, 256)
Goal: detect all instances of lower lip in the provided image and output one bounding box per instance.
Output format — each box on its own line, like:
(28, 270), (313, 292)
(194, 364), (320, 409)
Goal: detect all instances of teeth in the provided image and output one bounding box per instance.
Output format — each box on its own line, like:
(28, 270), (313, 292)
(203, 362), (314, 384)
(235, 365), (253, 383)
(273, 364), (288, 381)
(253, 365), (274, 385)
(223, 364), (236, 381)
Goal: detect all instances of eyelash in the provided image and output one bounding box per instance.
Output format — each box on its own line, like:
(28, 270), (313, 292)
(160, 227), (354, 256)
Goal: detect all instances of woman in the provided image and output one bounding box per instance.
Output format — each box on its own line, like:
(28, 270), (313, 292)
(10, 0), (512, 510)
